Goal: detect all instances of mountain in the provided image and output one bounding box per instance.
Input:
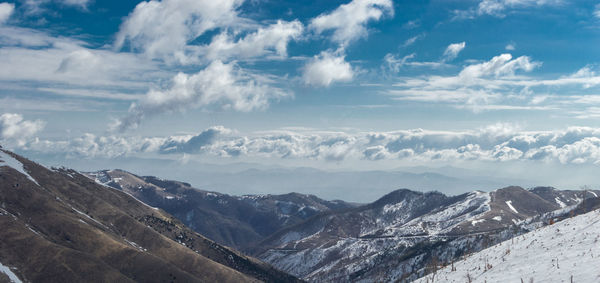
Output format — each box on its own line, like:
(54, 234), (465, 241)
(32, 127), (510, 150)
(0, 149), (298, 282)
(40, 151), (536, 202)
(414, 207), (600, 283)
(84, 169), (356, 251)
(253, 186), (599, 282)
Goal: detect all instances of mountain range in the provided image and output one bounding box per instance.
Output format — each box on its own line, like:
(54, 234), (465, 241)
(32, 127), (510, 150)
(2, 148), (599, 282)
(84, 165), (600, 282)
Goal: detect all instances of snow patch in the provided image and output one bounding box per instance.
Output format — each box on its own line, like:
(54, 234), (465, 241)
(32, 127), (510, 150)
(555, 197), (567, 208)
(505, 200), (519, 214)
(0, 151), (39, 186)
(471, 219), (485, 226)
(70, 207), (109, 230)
(590, 191), (598, 197)
(124, 239), (147, 252)
(492, 216), (502, 221)
(0, 261), (22, 283)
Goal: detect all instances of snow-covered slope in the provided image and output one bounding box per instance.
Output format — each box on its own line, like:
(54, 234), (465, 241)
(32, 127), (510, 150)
(414, 209), (600, 283)
(256, 187), (599, 282)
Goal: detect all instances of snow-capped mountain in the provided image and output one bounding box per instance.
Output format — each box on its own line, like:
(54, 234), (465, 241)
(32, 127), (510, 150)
(85, 169), (356, 251)
(414, 207), (600, 283)
(255, 186), (599, 282)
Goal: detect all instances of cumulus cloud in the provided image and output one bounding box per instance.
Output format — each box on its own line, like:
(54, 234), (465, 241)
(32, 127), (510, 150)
(0, 2), (14, 24)
(459, 53), (539, 78)
(115, 60), (290, 131)
(202, 20), (303, 61)
(310, 0), (393, 45)
(303, 51), (353, 87)
(0, 113), (45, 146)
(442, 42), (466, 62)
(302, 0), (393, 87)
(115, 0), (243, 63)
(158, 126), (230, 154)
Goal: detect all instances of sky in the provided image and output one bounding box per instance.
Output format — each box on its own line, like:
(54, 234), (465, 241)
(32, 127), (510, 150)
(2, 0), (600, 197)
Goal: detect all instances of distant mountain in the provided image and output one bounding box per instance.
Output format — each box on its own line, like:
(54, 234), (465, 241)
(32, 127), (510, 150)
(85, 169), (356, 251)
(0, 149), (299, 282)
(76, 163), (598, 282)
(414, 207), (600, 283)
(253, 186), (599, 282)
(176, 167), (529, 202)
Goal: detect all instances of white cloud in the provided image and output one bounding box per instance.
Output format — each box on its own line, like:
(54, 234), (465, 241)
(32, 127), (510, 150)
(0, 27), (166, 91)
(115, 0), (244, 64)
(0, 113), (45, 146)
(0, 2), (14, 24)
(383, 53), (446, 72)
(383, 41), (464, 72)
(61, 0), (91, 8)
(22, 0), (92, 14)
(115, 60), (290, 131)
(310, 0), (393, 45)
(459, 53), (539, 79)
(302, 0), (393, 88)
(202, 20), (303, 61)
(303, 51), (353, 87)
(455, 0), (562, 19)
(18, 123), (600, 166)
(505, 43), (516, 50)
(384, 55), (600, 112)
(442, 42), (466, 62)
(401, 35), (423, 47)
(387, 53), (541, 107)
(402, 19), (420, 29)
(595, 4), (600, 19)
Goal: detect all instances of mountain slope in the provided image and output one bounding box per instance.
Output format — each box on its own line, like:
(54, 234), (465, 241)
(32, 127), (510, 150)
(254, 186), (598, 282)
(414, 208), (600, 283)
(0, 149), (298, 282)
(85, 169), (355, 251)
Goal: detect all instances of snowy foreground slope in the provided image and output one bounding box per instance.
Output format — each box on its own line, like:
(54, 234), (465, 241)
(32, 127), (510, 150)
(414, 209), (600, 283)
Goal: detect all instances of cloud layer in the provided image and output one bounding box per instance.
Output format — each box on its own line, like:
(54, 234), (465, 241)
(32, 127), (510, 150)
(14, 119), (600, 166)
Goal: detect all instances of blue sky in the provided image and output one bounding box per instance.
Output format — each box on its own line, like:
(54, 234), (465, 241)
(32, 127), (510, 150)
(2, 0), (600, 191)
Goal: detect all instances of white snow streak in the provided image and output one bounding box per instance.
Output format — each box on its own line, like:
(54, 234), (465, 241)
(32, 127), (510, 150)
(505, 200), (519, 214)
(0, 262), (22, 283)
(0, 151), (39, 186)
(555, 197), (567, 208)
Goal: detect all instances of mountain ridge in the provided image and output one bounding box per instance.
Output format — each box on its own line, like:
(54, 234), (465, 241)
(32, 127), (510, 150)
(0, 149), (299, 282)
